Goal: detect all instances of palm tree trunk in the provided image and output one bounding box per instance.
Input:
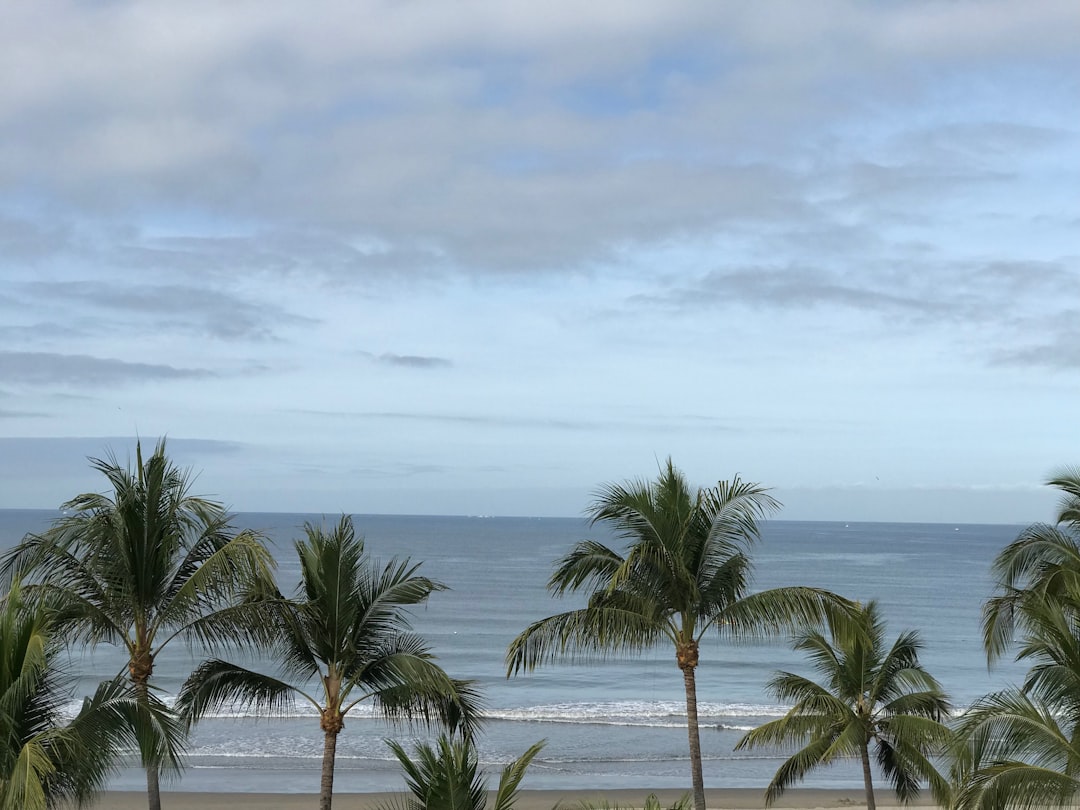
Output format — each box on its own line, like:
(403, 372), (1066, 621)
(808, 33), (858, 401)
(681, 660), (706, 810)
(146, 763), (161, 810)
(131, 660), (162, 810)
(859, 742), (876, 810)
(320, 727), (339, 810)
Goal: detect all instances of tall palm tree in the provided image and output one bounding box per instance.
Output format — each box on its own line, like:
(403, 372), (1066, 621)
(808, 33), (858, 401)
(952, 471), (1080, 810)
(736, 600), (952, 810)
(177, 515), (482, 810)
(381, 734), (544, 810)
(505, 459), (846, 810)
(1, 439), (278, 810)
(0, 583), (182, 810)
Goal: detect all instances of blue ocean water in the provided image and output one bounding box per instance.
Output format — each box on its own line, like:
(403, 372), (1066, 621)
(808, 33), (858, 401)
(0, 510), (1029, 794)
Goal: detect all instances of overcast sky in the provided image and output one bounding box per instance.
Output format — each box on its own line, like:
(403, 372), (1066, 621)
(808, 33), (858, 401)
(1, 1), (1077, 523)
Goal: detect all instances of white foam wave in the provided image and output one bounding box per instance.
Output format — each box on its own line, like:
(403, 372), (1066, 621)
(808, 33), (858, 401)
(65, 695), (789, 726)
(485, 700), (788, 726)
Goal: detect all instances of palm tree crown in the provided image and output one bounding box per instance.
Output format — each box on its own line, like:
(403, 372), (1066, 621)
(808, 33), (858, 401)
(0, 583), (181, 810)
(0, 439), (278, 810)
(506, 459), (844, 810)
(736, 600), (951, 810)
(381, 734), (544, 810)
(954, 471), (1080, 810)
(177, 514), (482, 810)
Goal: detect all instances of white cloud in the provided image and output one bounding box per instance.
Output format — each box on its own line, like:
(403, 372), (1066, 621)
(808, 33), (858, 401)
(0, 1), (1077, 520)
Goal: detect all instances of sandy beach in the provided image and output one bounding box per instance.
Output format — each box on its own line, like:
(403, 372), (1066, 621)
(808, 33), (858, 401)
(86, 789), (937, 809)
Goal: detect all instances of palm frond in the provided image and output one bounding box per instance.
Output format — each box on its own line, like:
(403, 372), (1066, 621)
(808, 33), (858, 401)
(506, 606), (665, 675)
(385, 735), (486, 810)
(718, 586), (844, 639)
(548, 541), (626, 596)
(357, 650), (485, 738)
(175, 660), (299, 726)
(955, 762), (1080, 810)
(874, 716), (952, 806)
(1047, 469), (1080, 527)
(761, 725), (861, 806)
(492, 739), (546, 810)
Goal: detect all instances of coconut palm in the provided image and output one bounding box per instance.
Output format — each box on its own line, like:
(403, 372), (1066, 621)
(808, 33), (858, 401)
(505, 459), (846, 810)
(1, 439), (279, 810)
(983, 469), (1080, 663)
(952, 658), (1080, 810)
(0, 582), (182, 810)
(736, 600), (951, 809)
(952, 471), (1080, 810)
(381, 734), (544, 810)
(176, 514), (483, 810)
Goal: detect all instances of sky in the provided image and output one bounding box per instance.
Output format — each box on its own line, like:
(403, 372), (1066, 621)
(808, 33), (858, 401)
(0, 1), (1077, 524)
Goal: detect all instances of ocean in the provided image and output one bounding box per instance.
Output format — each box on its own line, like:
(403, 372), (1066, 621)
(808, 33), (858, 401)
(0, 510), (1030, 794)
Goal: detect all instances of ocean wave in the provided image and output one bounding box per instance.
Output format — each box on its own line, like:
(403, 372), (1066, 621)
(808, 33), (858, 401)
(485, 700), (788, 725)
(62, 696), (792, 725)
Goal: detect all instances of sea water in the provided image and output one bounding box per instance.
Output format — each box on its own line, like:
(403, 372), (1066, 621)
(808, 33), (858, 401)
(0, 510), (1031, 793)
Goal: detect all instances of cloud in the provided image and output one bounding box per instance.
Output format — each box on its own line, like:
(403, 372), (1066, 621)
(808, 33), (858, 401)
(16, 279), (317, 342)
(647, 266), (941, 316)
(992, 315), (1080, 370)
(1, 2), (1074, 279)
(358, 352), (452, 369)
(0, 351), (214, 386)
(286, 408), (749, 434)
(378, 354), (451, 369)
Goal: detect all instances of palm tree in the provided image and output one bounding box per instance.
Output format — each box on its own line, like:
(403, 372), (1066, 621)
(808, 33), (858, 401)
(0, 582), (182, 810)
(381, 734), (543, 810)
(505, 459), (846, 810)
(1, 439), (278, 810)
(176, 515), (483, 810)
(982, 469), (1080, 663)
(736, 600), (951, 809)
(952, 471), (1080, 810)
(959, 613), (1080, 810)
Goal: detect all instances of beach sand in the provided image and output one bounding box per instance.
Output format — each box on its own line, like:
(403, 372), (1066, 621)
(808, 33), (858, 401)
(85, 789), (937, 809)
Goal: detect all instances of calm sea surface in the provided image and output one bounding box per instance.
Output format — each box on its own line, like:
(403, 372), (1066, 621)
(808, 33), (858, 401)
(0, 510), (1030, 794)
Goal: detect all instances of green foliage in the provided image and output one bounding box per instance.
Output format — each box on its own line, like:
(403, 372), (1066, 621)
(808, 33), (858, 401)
(736, 600), (952, 808)
(0, 438), (278, 809)
(177, 514), (482, 808)
(506, 459), (839, 673)
(954, 477), (1080, 808)
(506, 459), (847, 810)
(0, 583), (179, 810)
(380, 734), (543, 810)
(953, 471), (1080, 810)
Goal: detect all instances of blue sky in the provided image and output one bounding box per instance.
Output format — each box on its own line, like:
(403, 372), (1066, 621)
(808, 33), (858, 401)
(1, 1), (1077, 523)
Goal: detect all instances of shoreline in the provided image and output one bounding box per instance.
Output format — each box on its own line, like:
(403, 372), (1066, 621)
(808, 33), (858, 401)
(87, 788), (938, 809)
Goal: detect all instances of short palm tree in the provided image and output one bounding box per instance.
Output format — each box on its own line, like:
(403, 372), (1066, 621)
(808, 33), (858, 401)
(736, 600), (951, 810)
(0, 583), (181, 810)
(381, 734), (544, 810)
(953, 471), (1080, 810)
(0, 439), (279, 810)
(505, 459), (846, 810)
(177, 515), (483, 810)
